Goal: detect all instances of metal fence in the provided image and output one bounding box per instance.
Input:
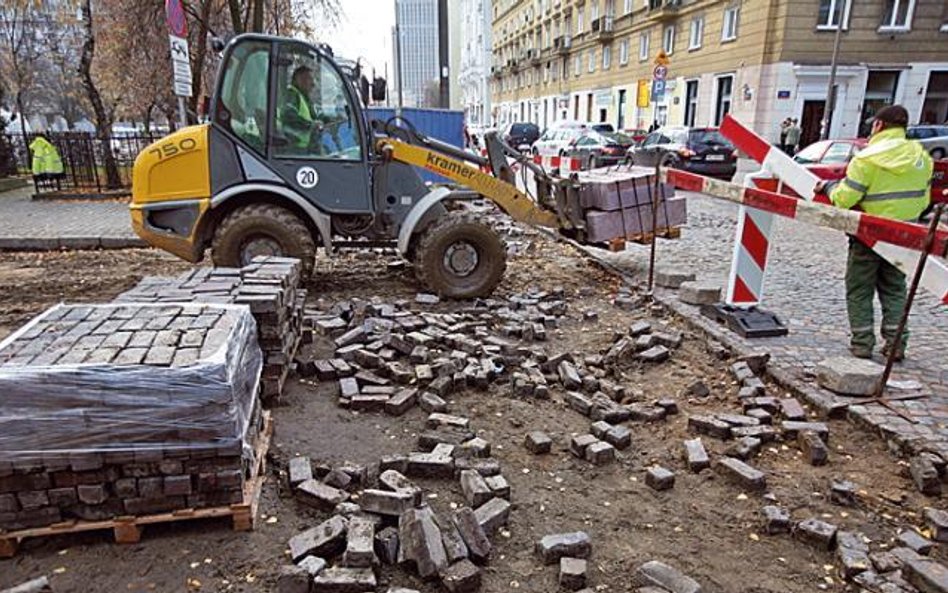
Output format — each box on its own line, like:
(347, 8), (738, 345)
(7, 131), (161, 197)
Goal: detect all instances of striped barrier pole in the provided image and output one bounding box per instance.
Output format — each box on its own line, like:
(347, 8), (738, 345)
(718, 114), (948, 306)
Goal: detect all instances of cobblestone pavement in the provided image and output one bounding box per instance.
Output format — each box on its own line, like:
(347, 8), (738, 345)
(0, 186), (143, 249)
(601, 191), (948, 458)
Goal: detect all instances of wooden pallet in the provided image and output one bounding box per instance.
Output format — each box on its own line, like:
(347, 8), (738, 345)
(627, 226), (682, 244)
(0, 412), (272, 558)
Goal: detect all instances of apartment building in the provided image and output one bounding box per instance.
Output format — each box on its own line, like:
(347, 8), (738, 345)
(490, 0), (948, 146)
(459, 0), (494, 125)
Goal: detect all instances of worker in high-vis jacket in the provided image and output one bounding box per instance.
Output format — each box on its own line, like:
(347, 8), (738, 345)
(816, 105), (932, 361)
(29, 135), (64, 180)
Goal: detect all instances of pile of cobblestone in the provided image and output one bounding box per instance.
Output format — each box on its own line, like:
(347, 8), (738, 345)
(0, 303), (264, 531)
(117, 256), (306, 400)
(279, 411), (509, 593)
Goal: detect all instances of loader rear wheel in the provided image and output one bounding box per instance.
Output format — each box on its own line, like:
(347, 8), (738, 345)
(413, 212), (506, 299)
(211, 203), (316, 277)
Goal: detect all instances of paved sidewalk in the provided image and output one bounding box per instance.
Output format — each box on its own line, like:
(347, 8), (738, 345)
(0, 186), (143, 250)
(599, 192), (948, 458)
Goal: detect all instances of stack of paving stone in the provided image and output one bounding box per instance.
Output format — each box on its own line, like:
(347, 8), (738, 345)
(118, 256), (305, 400)
(575, 167), (686, 243)
(280, 413), (507, 592)
(0, 303), (264, 531)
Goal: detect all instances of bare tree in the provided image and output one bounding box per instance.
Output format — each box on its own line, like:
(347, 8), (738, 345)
(78, 0), (121, 189)
(0, 0), (44, 137)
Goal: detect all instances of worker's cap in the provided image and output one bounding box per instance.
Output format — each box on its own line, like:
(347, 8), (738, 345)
(872, 105), (909, 127)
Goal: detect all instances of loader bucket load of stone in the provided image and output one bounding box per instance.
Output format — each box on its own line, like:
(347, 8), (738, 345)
(0, 302), (264, 531)
(576, 166), (687, 243)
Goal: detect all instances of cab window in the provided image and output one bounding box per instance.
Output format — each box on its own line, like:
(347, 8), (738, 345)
(272, 43), (362, 160)
(822, 142), (853, 164)
(215, 40), (270, 153)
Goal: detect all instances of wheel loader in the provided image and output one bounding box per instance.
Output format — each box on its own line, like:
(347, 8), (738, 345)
(131, 34), (590, 298)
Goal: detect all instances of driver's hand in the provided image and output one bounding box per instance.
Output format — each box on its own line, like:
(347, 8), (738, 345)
(814, 180), (828, 194)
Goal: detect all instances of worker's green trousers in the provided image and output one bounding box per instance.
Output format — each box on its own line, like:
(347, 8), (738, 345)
(845, 238), (908, 352)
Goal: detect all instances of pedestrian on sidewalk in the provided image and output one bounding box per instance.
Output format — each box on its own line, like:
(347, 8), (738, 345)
(777, 118), (790, 153)
(785, 119), (801, 155)
(815, 105), (932, 361)
(29, 134), (64, 186)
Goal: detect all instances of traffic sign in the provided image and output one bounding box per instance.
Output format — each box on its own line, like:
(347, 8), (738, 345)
(168, 34), (192, 98)
(653, 65), (668, 81)
(165, 0), (188, 37)
(169, 34), (190, 63)
(651, 79), (666, 102)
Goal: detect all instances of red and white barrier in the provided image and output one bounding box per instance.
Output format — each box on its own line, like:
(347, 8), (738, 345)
(717, 115), (948, 306)
(533, 154), (583, 172)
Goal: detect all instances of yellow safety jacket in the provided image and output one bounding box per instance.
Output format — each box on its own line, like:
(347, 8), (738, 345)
(829, 127), (932, 222)
(29, 136), (64, 177)
(281, 85), (314, 149)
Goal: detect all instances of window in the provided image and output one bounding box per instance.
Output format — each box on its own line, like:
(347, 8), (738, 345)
(663, 24), (675, 54)
(684, 80), (699, 126)
(577, 9), (584, 34)
(689, 17), (704, 49)
(619, 38), (630, 64)
(217, 40), (270, 154)
(880, 0), (915, 31)
(639, 32), (649, 61)
(603, 45), (612, 69)
(624, 0), (633, 14)
(714, 75), (734, 126)
(591, 2), (600, 24)
(722, 6), (740, 41)
(817, 0), (851, 29)
(574, 53), (582, 76)
(823, 142), (854, 163)
(588, 49), (596, 73)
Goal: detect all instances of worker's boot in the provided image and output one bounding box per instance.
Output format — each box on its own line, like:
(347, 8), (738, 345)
(878, 258), (909, 364)
(881, 342), (906, 362)
(849, 344), (874, 359)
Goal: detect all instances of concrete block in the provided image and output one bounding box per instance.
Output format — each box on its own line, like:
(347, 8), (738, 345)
(633, 560), (702, 593)
(454, 507), (491, 563)
(298, 555), (327, 578)
(645, 466), (675, 491)
(360, 489), (415, 516)
(441, 559), (481, 593)
(817, 356), (884, 396)
(715, 457), (766, 492)
(798, 431), (828, 466)
(570, 434), (599, 459)
(903, 556), (948, 593)
(682, 439), (710, 473)
(375, 526), (400, 565)
(474, 497), (510, 535)
(400, 507), (448, 579)
(830, 479), (857, 506)
(536, 531), (592, 564)
(460, 470), (493, 507)
(386, 388), (419, 416)
(638, 345), (671, 363)
(288, 456), (313, 486)
(296, 479), (348, 511)
(585, 441), (616, 465)
(277, 564), (310, 593)
(793, 518), (838, 551)
(655, 269), (696, 289)
(678, 281), (721, 306)
(341, 515), (376, 568)
(560, 557), (588, 591)
(898, 530), (934, 556)
(288, 515), (348, 561)
(484, 475), (510, 499)
(911, 455), (942, 496)
(312, 567), (376, 592)
(925, 507), (948, 542)
(525, 431), (553, 454)
(687, 415), (732, 440)
(761, 505), (790, 535)
(419, 392), (449, 413)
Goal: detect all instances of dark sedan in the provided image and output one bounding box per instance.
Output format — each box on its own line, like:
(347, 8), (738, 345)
(566, 131), (635, 168)
(500, 122), (540, 152)
(627, 126), (738, 180)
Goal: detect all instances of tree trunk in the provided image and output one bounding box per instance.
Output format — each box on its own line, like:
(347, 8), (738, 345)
(227, 0), (244, 34)
(188, 0), (213, 115)
(78, 0), (121, 190)
(251, 0), (264, 33)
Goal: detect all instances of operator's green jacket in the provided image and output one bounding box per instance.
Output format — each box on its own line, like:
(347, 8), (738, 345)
(281, 85), (314, 148)
(829, 127), (932, 221)
(29, 136), (64, 177)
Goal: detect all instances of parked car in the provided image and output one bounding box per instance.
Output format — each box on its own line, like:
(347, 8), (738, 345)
(627, 126), (738, 180)
(622, 128), (649, 144)
(793, 138), (868, 179)
(906, 125), (948, 160)
(532, 126), (587, 157)
(591, 123), (615, 133)
(500, 122), (540, 152)
(566, 130), (636, 168)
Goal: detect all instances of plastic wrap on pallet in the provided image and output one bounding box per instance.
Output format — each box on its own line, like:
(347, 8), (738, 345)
(0, 303), (262, 463)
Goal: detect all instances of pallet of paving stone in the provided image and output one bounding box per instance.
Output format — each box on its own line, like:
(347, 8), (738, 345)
(0, 302), (265, 536)
(0, 412), (272, 558)
(117, 256), (306, 401)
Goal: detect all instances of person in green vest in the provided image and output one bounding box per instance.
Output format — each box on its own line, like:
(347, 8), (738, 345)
(29, 135), (64, 180)
(816, 105), (932, 361)
(280, 66), (324, 153)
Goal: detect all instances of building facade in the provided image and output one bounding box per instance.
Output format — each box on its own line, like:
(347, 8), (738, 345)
(491, 0), (948, 145)
(459, 0), (494, 125)
(394, 0), (441, 108)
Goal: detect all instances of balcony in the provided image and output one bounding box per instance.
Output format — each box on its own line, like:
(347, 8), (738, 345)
(554, 35), (572, 53)
(591, 16), (615, 40)
(648, 0), (682, 21)
(527, 48), (542, 66)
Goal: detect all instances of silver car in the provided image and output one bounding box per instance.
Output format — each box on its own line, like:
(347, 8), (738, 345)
(907, 125), (948, 160)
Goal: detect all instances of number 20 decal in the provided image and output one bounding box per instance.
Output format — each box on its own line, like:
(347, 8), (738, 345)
(148, 137), (197, 160)
(296, 166), (319, 189)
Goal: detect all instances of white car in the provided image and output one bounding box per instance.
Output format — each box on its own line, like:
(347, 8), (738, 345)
(532, 127), (587, 157)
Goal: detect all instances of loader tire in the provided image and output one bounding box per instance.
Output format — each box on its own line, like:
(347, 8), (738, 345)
(413, 211), (506, 299)
(211, 203), (316, 278)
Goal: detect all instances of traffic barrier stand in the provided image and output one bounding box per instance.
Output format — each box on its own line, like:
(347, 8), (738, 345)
(719, 114), (948, 307)
(533, 154), (583, 173)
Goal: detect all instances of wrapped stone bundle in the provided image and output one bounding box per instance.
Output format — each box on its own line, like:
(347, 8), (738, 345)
(0, 303), (263, 530)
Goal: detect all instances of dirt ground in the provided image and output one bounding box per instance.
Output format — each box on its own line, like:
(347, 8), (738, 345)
(0, 241), (943, 593)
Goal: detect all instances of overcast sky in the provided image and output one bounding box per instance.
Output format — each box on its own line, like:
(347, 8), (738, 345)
(315, 0), (396, 79)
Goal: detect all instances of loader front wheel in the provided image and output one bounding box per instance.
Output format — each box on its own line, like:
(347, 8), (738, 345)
(413, 212), (506, 299)
(211, 203), (316, 277)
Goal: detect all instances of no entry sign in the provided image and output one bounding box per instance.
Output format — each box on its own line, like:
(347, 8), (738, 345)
(165, 0), (188, 37)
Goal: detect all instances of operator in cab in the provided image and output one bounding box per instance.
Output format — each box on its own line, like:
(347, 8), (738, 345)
(281, 65), (323, 152)
(816, 105), (932, 362)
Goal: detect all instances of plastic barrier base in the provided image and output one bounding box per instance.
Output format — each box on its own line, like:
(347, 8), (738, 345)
(700, 303), (790, 339)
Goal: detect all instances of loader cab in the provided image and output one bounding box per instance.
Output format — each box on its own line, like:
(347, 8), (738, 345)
(212, 35), (372, 213)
